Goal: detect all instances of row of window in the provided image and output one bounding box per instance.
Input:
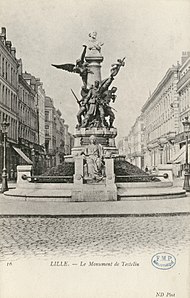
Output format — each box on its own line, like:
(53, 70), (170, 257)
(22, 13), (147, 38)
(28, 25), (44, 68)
(18, 101), (37, 129)
(0, 111), (18, 141)
(148, 119), (174, 141)
(0, 110), (38, 145)
(145, 86), (175, 127)
(146, 145), (174, 165)
(18, 85), (35, 109)
(0, 82), (18, 112)
(19, 124), (37, 143)
(180, 64), (190, 78)
(0, 53), (17, 88)
(179, 85), (190, 112)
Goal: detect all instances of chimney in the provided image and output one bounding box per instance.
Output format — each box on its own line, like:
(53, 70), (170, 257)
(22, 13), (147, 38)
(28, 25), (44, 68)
(181, 51), (190, 65)
(1, 27), (6, 37)
(17, 59), (22, 75)
(6, 40), (12, 52)
(11, 47), (16, 58)
(0, 27), (6, 44)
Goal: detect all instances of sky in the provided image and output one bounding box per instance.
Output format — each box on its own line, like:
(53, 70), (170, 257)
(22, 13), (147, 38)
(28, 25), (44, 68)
(1, 0), (190, 141)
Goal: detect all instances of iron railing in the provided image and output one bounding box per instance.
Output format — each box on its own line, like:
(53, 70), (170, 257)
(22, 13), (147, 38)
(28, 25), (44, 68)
(22, 174), (73, 183)
(115, 173), (168, 182)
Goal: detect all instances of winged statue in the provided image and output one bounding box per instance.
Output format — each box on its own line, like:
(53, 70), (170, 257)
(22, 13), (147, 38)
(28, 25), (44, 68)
(51, 45), (92, 87)
(51, 63), (76, 72)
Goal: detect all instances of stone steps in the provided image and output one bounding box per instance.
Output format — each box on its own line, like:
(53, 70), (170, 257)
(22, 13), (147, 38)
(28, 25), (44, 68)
(118, 187), (186, 200)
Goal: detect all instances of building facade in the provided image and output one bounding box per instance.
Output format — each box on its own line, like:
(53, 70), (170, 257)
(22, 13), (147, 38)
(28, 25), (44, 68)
(118, 115), (144, 169)
(120, 52), (190, 175)
(141, 64), (179, 170)
(171, 52), (190, 174)
(118, 137), (129, 156)
(45, 97), (73, 167)
(0, 27), (74, 179)
(45, 96), (57, 168)
(55, 109), (65, 164)
(36, 81), (45, 147)
(177, 52), (190, 138)
(127, 115), (144, 169)
(0, 27), (19, 179)
(18, 66), (38, 159)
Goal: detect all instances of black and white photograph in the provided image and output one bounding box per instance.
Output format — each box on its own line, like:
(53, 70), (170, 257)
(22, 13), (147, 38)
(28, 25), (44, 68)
(0, 0), (190, 297)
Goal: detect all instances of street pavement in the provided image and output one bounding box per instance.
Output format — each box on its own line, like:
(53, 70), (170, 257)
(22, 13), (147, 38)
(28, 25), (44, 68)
(0, 178), (189, 215)
(0, 214), (189, 261)
(0, 178), (189, 262)
(0, 194), (190, 215)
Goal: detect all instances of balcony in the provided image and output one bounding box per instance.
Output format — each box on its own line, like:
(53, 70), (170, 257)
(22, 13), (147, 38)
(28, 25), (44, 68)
(166, 131), (176, 142)
(147, 143), (155, 151)
(177, 70), (190, 90)
(175, 131), (190, 143)
(131, 151), (143, 157)
(158, 136), (167, 145)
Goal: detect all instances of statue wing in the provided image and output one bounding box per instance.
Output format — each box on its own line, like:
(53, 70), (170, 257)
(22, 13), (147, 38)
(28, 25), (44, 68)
(51, 63), (75, 72)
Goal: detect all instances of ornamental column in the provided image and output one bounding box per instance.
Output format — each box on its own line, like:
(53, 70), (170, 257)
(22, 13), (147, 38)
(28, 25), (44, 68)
(85, 32), (104, 87)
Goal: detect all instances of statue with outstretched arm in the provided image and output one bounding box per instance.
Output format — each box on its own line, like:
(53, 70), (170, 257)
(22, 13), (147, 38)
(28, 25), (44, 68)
(51, 45), (93, 87)
(110, 57), (126, 77)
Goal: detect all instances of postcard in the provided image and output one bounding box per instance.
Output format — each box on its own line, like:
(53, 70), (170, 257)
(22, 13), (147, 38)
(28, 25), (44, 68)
(0, 0), (190, 297)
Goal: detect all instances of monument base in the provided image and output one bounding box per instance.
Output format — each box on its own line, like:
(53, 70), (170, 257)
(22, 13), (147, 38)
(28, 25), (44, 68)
(71, 183), (117, 202)
(72, 127), (118, 156)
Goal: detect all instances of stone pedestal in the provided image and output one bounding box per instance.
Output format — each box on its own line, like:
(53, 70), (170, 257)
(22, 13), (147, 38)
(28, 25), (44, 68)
(105, 158), (117, 201)
(72, 156), (84, 201)
(72, 127), (118, 157)
(17, 165), (32, 187)
(85, 55), (103, 87)
(157, 164), (174, 183)
(71, 155), (117, 202)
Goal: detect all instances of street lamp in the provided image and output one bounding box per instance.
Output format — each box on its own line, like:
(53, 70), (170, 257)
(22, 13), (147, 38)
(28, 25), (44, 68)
(1, 119), (10, 193)
(182, 116), (190, 191)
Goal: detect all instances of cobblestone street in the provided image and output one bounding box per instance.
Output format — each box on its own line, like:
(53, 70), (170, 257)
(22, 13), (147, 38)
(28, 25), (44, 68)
(0, 215), (190, 261)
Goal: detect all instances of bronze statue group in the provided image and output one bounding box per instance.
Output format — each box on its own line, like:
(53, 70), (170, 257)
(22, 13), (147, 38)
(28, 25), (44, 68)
(51, 34), (125, 181)
(52, 42), (125, 130)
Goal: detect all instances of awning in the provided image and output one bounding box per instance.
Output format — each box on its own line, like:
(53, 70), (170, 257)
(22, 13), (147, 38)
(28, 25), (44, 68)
(170, 145), (190, 164)
(13, 146), (33, 164)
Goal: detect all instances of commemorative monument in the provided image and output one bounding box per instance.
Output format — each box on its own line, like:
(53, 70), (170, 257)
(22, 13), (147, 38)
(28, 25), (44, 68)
(6, 32), (179, 202)
(52, 32), (125, 134)
(52, 32), (125, 181)
(51, 32), (125, 200)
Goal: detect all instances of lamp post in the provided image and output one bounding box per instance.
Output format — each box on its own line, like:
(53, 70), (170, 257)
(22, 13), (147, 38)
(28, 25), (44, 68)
(1, 119), (10, 193)
(182, 116), (190, 191)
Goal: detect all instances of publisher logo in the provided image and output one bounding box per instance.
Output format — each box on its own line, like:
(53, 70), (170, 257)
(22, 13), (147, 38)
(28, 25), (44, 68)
(151, 253), (176, 270)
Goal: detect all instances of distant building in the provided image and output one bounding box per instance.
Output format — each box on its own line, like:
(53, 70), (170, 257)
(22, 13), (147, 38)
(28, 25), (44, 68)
(45, 96), (56, 168)
(0, 26), (77, 178)
(118, 137), (129, 156)
(142, 64), (179, 169)
(127, 115), (144, 169)
(177, 52), (190, 137)
(68, 132), (74, 155)
(118, 115), (144, 169)
(45, 97), (73, 168)
(0, 27), (19, 179)
(64, 124), (71, 155)
(120, 52), (190, 175)
(36, 80), (46, 147)
(171, 52), (190, 174)
(60, 119), (74, 157)
(18, 66), (38, 158)
(55, 109), (65, 164)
